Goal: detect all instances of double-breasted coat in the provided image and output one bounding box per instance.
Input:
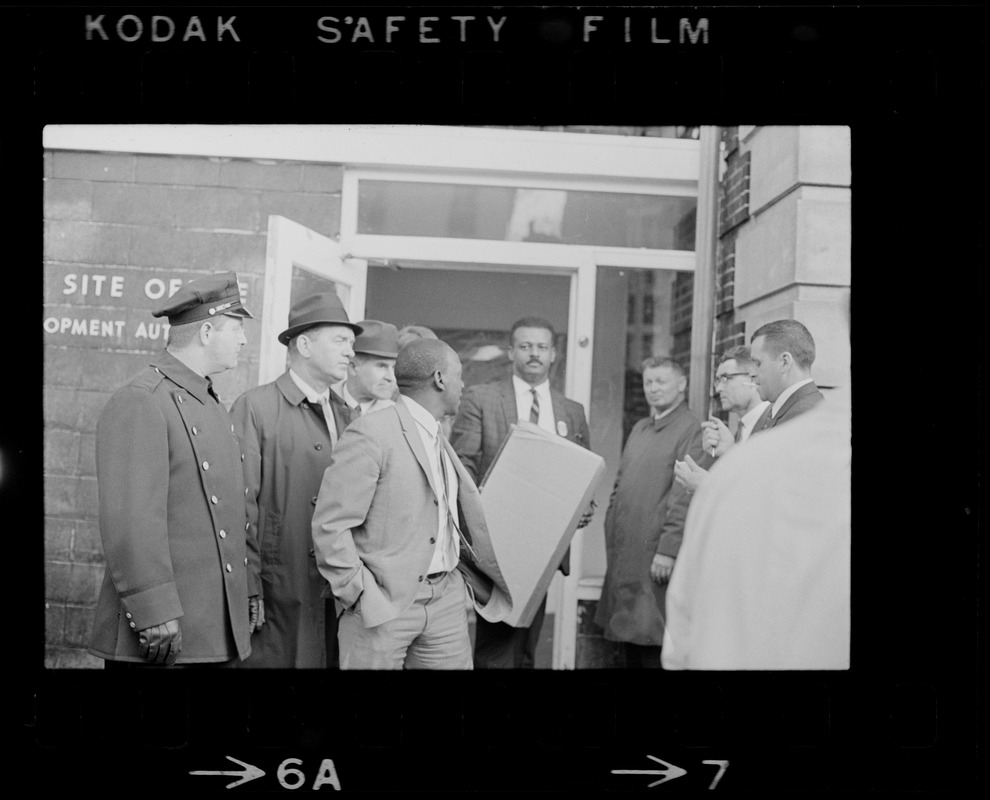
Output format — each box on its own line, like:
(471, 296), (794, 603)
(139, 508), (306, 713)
(89, 351), (252, 663)
(594, 401), (708, 647)
(229, 371), (349, 668)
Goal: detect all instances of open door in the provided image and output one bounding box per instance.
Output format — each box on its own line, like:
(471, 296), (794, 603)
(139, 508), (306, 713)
(259, 215), (368, 384)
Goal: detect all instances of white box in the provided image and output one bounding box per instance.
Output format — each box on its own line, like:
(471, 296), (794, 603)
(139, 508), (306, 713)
(479, 422), (606, 628)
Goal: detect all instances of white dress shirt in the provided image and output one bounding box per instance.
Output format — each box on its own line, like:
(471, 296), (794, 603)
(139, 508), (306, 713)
(737, 400), (770, 444)
(512, 374), (555, 434)
(403, 396), (460, 574)
(289, 369), (338, 447)
(771, 377), (814, 418)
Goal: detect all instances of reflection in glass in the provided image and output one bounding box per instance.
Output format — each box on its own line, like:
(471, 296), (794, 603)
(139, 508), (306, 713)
(359, 181), (696, 250)
(290, 266), (340, 308)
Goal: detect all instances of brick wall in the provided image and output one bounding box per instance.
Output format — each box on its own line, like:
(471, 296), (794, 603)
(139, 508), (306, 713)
(43, 150), (344, 667)
(708, 126), (751, 414)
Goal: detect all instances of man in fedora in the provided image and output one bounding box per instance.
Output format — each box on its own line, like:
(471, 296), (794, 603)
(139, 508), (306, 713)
(89, 271), (256, 667)
(230, 292), (363, 668)
(334, 320), (400, 420)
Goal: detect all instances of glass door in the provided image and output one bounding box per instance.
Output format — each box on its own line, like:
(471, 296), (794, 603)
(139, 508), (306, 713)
(258, 215), (368, 384)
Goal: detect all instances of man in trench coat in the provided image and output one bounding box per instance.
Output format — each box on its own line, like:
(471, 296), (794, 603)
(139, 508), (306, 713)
(594, 356), (709, 668)
(89, 272), (256, 667)
(230, 293), (362, 668)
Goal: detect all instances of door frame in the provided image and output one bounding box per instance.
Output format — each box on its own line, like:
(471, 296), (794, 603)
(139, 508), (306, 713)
(258, 215), (369, 385)
(339, 173), (698, 668)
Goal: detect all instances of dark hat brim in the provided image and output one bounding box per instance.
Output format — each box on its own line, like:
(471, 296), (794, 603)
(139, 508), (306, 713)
(278, 320), (364, 346)
(354, 347), (399, 358)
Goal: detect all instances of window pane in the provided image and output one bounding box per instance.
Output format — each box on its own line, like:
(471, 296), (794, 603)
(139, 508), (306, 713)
(358, 181), (696, 250)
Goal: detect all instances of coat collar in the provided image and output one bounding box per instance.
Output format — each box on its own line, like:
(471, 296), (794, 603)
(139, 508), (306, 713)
(498, 378), (518, 425)
(652, 398), (689, 431)
(276, 370), (347, 409)
(151, 351), (217, 405)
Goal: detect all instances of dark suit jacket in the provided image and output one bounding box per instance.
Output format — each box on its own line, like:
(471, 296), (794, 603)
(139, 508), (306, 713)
(450, 377), (591, 576)
(754, 380), (825, 433)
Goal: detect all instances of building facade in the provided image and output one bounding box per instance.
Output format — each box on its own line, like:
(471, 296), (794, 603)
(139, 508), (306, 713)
(43, 125), (850, 668)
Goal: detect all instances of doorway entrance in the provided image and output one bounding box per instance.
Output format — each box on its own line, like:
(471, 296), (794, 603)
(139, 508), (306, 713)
(365, 264), (571, 394)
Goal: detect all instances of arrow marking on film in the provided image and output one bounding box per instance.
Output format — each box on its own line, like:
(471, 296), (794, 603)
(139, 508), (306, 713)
(190, 755), (265, 789)
(612, 754), (687, 788)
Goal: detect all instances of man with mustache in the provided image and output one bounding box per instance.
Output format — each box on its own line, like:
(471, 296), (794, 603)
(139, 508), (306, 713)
(230, 293), (362, 668)
(451, 316), (592, 669)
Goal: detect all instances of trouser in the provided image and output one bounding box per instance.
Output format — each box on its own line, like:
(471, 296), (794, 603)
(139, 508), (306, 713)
(624, 642), (664, 669)
(473, 594), (547, 669)
(337, 569), (473, 670)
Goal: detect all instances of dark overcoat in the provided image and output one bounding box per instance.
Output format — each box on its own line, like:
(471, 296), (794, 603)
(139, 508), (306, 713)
(89, 351), (252, 663)
(752, 380), (825, 433)
(229, 371), (348, 668)
(594, 401), (707, 647)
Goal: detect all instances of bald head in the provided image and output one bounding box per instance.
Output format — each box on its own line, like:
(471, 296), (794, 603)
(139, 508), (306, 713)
(395, 338), (464, 419)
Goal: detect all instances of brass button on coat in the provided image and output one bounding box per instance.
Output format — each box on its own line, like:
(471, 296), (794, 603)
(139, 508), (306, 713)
(202, 461), (209, 470)
(191, 426), (198, 435)
(211, 495), (218, 504)
(225, 564), (233, 573)
(314, 443), (323, 450)
(219, 530), (226, 539)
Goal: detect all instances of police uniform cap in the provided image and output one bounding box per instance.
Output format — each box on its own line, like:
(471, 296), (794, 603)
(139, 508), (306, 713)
(152, 272), (253, 325)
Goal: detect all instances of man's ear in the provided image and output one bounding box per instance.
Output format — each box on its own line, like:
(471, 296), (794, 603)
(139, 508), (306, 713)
(198, 321), (213, 345)
(295, 335), (311, 358)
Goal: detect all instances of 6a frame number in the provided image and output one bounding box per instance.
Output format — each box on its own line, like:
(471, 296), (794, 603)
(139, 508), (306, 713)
(278, 759), (341, 791)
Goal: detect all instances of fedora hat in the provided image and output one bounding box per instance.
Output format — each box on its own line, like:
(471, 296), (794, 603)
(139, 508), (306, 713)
(353, 320), (400, 358)
(277, 292), (363, 346)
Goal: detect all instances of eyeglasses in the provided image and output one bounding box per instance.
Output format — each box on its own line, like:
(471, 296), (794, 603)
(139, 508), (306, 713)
(713, 372), (751, 387)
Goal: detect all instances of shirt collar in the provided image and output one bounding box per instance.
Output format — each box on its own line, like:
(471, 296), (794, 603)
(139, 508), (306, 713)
(289, 369), (329, 405)
(772, 378), (814, 417)
(512, 374), (551, 399)
(652, 397), (684, 428)
(402, 395), (440, 439)
(740, 400), (771, 430)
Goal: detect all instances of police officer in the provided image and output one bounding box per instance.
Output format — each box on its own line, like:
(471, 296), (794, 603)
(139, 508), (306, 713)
(88, 271), (258, 667)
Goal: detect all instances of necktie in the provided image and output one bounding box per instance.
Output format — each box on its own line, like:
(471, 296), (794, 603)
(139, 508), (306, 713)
(734, 420), (745, 444)
(529, 388), (540, 424)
